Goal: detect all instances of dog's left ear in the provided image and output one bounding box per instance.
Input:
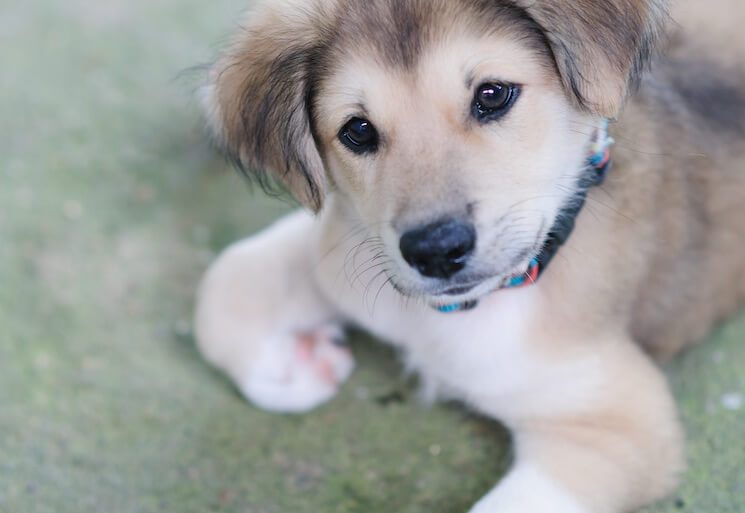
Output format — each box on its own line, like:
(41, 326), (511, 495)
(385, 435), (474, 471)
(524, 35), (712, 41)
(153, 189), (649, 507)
(201, 0), (333, 212)
(518, 0), (669, 117)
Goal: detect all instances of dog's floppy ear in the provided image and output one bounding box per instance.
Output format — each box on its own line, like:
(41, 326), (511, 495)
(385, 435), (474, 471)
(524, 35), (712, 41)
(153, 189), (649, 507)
(517, 0), (669, 117)
(202, 0), (332, 212)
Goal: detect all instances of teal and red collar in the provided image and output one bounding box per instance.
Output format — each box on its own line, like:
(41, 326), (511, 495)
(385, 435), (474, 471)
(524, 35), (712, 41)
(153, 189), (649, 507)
(433, 120), (614, 314)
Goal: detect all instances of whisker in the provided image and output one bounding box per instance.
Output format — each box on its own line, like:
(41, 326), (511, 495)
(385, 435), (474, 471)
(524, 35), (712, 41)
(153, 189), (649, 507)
(363, 268), (391, 314)
(372, 275), (395, 315)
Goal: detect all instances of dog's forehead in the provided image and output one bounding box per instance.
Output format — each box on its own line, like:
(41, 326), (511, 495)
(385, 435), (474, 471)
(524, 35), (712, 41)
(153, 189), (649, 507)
(328, 0), (549, 71)
(316, 25), (554, 129)
(321, 36), (546, 111)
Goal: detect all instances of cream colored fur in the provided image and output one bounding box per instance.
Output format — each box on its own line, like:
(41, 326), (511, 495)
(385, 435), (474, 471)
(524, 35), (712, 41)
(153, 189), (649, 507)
(194, 1), (745, 512)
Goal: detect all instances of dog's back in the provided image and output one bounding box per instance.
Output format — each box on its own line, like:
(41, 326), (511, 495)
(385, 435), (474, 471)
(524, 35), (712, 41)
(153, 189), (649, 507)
(672, 0), (745, 64)
(625, 1), (745, 358)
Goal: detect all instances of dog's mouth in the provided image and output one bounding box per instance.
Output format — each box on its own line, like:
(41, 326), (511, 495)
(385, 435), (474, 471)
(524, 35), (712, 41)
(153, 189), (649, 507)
(385, 219), (553, 308)
(387, 248), (540, 308)
(434, 257), (536, 302)
(441, 284), (478, 296)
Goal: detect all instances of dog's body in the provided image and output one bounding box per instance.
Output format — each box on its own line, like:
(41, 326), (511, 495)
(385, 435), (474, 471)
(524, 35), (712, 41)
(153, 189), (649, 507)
(195, 1), (745, 511)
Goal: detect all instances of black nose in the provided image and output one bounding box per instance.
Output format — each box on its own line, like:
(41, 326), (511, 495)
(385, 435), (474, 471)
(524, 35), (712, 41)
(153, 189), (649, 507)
(399, 219), (476, 279)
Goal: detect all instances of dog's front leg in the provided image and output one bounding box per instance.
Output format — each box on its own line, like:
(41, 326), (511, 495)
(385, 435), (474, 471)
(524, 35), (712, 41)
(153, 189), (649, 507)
(194, 211), (354, 413)
(468, 338), (684, 513)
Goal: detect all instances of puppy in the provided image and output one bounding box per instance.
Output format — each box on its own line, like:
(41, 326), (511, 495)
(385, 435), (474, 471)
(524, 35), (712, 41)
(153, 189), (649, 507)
(194, 1), (745, 511)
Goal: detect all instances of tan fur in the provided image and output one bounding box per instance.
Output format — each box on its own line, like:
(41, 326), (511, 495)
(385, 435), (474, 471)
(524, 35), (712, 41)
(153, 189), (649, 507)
(195, 1), (745, 512)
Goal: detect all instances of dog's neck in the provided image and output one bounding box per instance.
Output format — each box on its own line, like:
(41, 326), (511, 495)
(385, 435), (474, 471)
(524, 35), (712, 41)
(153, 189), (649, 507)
(433, 119), (615, 314)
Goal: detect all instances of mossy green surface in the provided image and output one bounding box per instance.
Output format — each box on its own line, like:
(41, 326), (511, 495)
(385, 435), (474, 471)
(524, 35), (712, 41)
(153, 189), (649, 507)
(1, 2), (743, 512)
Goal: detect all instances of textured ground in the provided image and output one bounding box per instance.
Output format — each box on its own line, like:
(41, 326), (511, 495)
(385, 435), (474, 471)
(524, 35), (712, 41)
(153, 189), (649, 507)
(1, 1), (743, 512)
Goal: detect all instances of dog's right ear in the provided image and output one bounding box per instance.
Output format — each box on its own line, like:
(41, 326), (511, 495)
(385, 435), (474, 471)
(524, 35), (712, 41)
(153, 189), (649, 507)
(202, 0), (333, 212)
(516, 0), (670, 118)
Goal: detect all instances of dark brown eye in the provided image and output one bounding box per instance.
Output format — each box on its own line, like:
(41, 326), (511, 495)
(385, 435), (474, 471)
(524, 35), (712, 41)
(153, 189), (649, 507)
(473, 82), (519, 122)
(339, 117), (379, 154)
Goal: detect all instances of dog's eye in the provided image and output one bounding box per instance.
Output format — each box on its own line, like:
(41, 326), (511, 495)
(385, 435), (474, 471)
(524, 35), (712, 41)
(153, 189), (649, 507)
(472, 83), (519, 122)
(339, 117), (379, 154)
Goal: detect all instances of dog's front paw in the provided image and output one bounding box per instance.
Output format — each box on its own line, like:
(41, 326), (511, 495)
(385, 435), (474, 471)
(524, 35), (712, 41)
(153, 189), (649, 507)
(240, 325), (355, 413)
(467, 466), (589, 513)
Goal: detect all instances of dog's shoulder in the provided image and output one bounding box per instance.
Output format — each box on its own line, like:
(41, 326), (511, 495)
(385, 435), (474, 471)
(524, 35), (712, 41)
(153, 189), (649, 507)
(651, 57), (745, 137)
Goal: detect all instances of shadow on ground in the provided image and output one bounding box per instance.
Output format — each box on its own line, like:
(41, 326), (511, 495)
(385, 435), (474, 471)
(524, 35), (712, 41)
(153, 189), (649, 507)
(1, 1), (743, 512)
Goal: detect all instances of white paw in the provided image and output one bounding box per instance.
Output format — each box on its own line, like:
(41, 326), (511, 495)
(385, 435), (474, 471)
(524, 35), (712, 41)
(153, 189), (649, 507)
(468, 466), (589, 513)
(240, 325), (355, 413)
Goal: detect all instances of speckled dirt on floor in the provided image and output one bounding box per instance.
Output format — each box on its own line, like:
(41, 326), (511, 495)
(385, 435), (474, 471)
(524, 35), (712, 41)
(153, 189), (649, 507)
(0, 2), (743, 512)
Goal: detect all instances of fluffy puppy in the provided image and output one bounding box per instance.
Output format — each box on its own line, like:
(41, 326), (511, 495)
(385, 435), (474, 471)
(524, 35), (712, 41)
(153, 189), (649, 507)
(194, 1), (745, 511)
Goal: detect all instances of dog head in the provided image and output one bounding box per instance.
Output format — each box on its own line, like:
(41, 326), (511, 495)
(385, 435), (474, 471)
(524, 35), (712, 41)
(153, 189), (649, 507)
(204, 0), (668, 303)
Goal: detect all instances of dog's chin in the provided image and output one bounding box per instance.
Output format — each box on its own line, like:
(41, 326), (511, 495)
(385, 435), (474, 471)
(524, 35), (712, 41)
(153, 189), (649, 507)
(391, 254), (537, 307)
(428, 275), (506, 305)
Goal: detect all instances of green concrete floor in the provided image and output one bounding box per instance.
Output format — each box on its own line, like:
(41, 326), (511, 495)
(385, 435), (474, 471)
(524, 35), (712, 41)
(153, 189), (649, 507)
(1, 1), (743, 512)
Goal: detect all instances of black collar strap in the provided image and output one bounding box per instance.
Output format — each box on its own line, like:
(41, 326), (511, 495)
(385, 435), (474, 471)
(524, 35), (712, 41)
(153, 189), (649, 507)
(531, 142), (612, 280)
(433, 121), (614, 314)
